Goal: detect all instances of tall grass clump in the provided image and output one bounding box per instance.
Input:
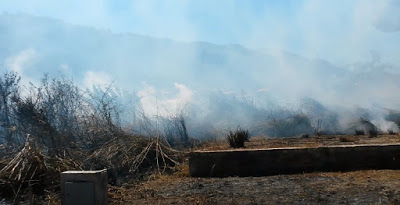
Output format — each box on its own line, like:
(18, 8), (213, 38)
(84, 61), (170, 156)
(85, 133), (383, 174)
(226, 128), (249, 148)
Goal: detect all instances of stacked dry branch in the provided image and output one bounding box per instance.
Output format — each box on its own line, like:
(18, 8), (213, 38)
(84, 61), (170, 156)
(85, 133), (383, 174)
(0, 133), (183, 203)
(0, 134), (82, 203)
(86, 134), (183, 184)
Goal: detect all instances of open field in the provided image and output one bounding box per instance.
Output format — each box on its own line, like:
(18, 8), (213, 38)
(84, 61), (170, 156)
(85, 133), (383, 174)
(108, 134), (400, 205)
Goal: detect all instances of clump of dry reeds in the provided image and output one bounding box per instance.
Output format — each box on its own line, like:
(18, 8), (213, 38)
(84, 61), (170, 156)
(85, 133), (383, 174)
(226, 128), (250, 148)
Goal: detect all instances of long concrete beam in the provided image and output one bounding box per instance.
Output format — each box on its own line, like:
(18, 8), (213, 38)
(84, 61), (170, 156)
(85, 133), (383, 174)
(189, 143), (400, 177)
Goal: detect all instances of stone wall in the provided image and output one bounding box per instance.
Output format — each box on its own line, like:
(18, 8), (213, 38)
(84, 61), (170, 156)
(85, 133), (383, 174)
(189, 144), (400, 177)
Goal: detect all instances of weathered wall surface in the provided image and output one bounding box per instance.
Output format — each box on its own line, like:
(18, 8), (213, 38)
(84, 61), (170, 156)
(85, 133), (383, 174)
(189, 144), (400, 177)
(61, 169), (108, 205)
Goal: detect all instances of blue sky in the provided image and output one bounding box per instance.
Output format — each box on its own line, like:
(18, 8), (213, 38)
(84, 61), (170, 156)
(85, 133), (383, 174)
(1, 0), (399, 66)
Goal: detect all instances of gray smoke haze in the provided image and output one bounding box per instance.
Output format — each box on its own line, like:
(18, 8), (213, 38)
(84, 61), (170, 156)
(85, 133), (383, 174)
(374, 0), (400, 33)
(1, 13), (400, 138)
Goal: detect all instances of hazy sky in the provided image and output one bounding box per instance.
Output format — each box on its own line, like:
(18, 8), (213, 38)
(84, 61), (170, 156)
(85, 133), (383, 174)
(1, 0), (399, 65)
(1, 1), (400, 132)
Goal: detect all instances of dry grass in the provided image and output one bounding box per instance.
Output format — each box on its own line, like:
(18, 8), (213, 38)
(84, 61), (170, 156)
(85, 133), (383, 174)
(108, 163), (191, 205)
(195, 134), (400, 151)
(226, 128), (249, 148)
(339, 136), (358, 142)
(107, 169), (400, 205)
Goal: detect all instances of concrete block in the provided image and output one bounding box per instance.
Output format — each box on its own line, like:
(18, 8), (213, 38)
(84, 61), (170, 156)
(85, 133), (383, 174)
(61, 169), (108, 205)
(189, 143), (400, 177)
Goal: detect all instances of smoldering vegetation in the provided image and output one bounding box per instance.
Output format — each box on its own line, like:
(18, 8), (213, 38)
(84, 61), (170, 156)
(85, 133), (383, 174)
(0, 71), (400, 202)
(1, 71), (399, 147)
(184, 93), (399, 140)
(0, 72), (183, 203)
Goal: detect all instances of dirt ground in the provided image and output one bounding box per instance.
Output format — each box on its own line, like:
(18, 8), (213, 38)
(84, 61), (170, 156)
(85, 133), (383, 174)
(108, 134), (400, 205)
(109, 170), (400, 205)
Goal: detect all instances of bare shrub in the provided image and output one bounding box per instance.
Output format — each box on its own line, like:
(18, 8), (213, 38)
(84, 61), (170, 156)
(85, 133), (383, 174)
(227, 128), (250, 148)
(267, 114), (313, 138)
(163, 114), (190, 149)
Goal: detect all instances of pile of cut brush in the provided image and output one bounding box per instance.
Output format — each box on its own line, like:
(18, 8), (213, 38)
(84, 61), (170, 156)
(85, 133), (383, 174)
(0, 134), (82, 203)
(0, 133), (183, 203)
(85, 133), (183, 185)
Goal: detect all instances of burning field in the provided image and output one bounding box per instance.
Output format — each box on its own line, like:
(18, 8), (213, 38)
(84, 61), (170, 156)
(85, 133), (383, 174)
(108, 134), (400, 205)
(1, 133), (400, 204)
(1, 2), (400, 204)
(1, 72), (400, 204)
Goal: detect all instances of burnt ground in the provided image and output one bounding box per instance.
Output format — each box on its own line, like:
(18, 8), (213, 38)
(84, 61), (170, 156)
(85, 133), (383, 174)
(2, 134), (398, 204)
(108, 134), (400, 205)
(109, 170), (400, 205)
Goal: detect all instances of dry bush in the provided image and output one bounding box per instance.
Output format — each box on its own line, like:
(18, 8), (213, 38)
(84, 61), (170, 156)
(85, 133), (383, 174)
(227, 128), (250, 148)
(266, 114), (313, 138)
(163, 115), (191, 149)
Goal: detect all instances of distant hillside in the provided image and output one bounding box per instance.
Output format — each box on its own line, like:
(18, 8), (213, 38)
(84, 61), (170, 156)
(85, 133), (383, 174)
(0, 13), (399, 108)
